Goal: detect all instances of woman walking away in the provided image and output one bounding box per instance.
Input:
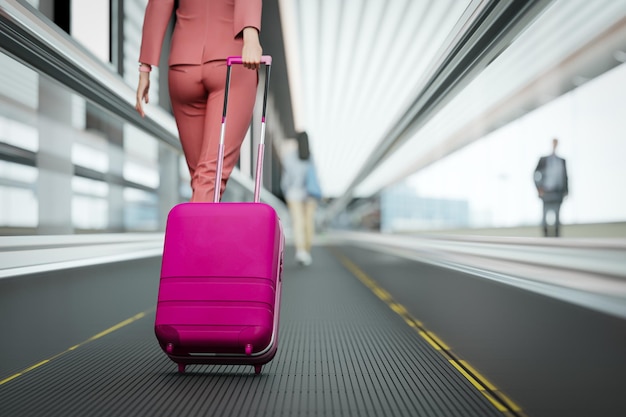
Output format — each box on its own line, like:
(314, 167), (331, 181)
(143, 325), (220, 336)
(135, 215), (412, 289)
(135, 0), (263, 202)
(281, 132), (322, 266)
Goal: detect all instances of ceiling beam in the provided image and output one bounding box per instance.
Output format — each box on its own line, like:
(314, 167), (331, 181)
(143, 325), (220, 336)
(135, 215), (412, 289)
(323, 0), (555, 223)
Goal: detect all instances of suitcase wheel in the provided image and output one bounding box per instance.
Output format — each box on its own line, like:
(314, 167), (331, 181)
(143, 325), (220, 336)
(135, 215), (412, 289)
(178, 363), (186, 374)
(254, 365), (262, 375)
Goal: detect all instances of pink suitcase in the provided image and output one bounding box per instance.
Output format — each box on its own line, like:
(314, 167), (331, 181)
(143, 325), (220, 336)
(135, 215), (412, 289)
(155, 56), (284, 375)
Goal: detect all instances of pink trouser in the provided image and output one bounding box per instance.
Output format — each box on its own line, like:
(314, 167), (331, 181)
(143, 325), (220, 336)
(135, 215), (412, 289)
(168, 60), (257, 202)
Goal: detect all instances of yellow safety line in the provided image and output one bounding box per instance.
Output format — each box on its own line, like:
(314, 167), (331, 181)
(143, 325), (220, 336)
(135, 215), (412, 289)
(416, 331), (434, 348)
(0, 308), (153, 386)
(426, 331), (450, 351)
(334, 250), (524, 416)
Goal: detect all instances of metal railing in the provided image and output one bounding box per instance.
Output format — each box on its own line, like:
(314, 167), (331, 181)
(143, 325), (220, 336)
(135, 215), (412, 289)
(0, 233), (164, 279)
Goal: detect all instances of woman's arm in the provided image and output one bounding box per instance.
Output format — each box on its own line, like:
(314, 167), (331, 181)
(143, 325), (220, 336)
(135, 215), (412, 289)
(242, 27), (262, 70)
(138, 0), (176, 66)
(135, 65), (151, 118)
(135, 0), (174, 117)
(234, 0), (262, 70)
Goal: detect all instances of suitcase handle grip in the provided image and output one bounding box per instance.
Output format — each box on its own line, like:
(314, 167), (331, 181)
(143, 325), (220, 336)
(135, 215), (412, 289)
(227, 55), (272, 66)
(215, 56), (272, 203)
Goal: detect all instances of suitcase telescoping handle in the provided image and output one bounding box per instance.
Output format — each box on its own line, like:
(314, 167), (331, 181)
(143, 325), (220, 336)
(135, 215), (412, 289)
(214, 55), (272, 203)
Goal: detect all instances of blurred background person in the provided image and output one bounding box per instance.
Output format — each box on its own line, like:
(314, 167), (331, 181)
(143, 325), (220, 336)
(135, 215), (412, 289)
(534, 137), (569, 237)
(281, 132), (322, 266)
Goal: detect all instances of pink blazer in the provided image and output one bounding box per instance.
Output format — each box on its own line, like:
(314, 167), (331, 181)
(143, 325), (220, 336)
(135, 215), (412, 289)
(139, 0), (262, 67)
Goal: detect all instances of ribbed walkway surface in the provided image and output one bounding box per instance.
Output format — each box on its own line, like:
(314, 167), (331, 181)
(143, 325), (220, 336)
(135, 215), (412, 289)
(0, 247), (502, 417)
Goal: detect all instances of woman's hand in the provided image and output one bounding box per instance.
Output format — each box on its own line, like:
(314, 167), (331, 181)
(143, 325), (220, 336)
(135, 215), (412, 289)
(135, 71), (151, 118)
(242, 27), (262, 70)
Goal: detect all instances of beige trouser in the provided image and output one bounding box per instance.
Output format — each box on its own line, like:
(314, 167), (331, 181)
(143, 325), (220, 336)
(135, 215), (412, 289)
(287, 198), (317, 252)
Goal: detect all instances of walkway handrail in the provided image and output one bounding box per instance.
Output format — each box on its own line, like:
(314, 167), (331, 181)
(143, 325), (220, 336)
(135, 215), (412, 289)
(327, 231), (626, 319)
(0, 233), (165, 279)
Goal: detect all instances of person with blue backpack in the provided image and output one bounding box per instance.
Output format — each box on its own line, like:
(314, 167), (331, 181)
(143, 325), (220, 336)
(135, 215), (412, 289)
(281, 132), (322, 266)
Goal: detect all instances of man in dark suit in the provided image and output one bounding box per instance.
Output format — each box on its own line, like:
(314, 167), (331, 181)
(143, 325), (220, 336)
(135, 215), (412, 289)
(534, 138), (569, 237)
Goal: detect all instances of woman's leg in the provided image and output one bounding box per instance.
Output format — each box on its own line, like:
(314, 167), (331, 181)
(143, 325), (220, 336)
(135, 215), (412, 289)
(168, 64), (208, 196)
(304, 198), (317, 253)
(287, 199), (306, 254)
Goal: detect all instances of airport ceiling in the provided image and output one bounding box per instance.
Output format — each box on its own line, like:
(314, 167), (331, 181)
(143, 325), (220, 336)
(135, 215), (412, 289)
(261, 0), (626, 205)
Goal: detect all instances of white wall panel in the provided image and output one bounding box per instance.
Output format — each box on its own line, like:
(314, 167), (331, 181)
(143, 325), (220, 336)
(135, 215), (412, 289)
(0, 54), (38, 110)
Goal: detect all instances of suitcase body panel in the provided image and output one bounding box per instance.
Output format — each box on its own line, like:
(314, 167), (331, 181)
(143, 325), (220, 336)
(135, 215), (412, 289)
(155, 202), (284, 369)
